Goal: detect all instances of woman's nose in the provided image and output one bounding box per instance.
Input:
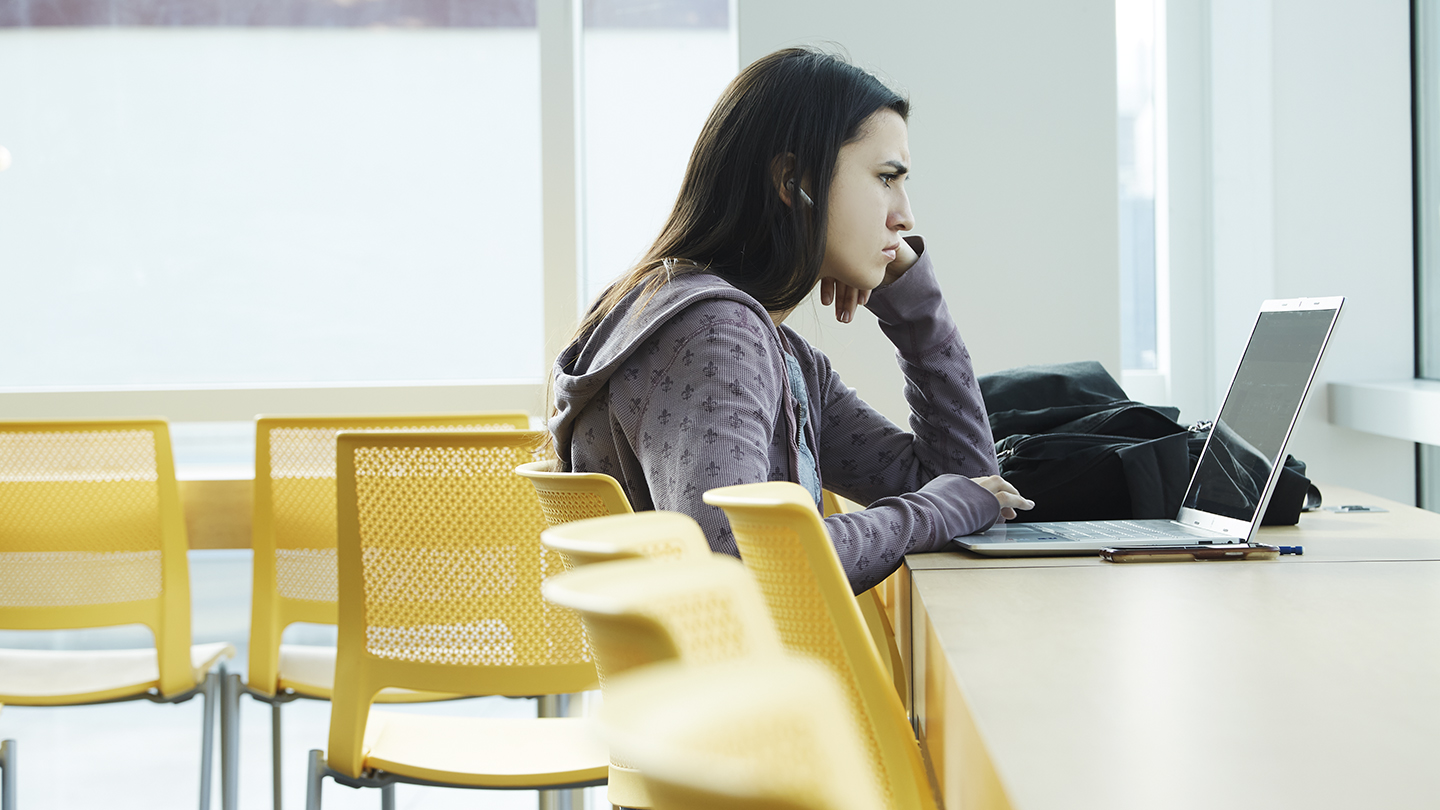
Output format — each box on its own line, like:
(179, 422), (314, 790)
(890, 196), (914, 231)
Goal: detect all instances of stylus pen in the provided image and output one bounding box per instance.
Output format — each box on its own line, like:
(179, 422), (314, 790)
(1100, 543), (1282, 563)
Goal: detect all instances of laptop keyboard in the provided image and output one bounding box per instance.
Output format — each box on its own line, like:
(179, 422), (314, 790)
(1026, 521), (1207, 541)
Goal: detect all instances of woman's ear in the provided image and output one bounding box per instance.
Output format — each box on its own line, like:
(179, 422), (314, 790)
(770, 153), (798, 207)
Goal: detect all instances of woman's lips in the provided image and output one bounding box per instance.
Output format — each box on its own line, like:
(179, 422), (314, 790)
(882, 246), (898, 261)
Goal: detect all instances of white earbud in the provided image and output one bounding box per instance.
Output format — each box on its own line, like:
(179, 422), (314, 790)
(788, 180), (813, 207)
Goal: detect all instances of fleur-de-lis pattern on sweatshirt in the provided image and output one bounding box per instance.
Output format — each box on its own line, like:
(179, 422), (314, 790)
(549, 238), (1000, 593)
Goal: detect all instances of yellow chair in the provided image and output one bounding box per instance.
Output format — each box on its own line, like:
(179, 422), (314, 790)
(241, 412), (528, 809)
(515, 459), (634, 530)
(0, 419), (235, 810)
(821, 491), (909, 711)
(542, 551), (785, 673)
(704, 481), (945, 810)
(539, 509), (711, 569)
(1, 706), (13, 810)
(518, 462), (899, 664)
(602, 656), (887, 810)
(542, 550), (787, 809)
(304, 430), (605, 809)
(527, 494), (711, 810)
(519, 464), (895, 656)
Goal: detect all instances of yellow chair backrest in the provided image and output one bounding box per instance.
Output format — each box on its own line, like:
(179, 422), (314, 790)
(328, 429), (593, 779)
(539, 510), (711, 569)
(602, 656), (887, 810)
(821, 489), (908, 711)
(703, 481), (938, 810)
(536, 505), (729, 809)
(515, 459), (633, 527)
(0, 419), (196, 697)
(542, 550), (783, 675)
(247, 412), (529, 697)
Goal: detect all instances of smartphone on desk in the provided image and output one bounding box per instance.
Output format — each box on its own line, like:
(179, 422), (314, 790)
(1100, 543), (1281, 563)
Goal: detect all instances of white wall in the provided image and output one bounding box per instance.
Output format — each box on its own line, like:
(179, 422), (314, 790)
(738, 0), (1122, 425)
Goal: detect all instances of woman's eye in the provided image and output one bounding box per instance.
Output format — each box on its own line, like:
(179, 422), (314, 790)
(880, 173), (897, 187)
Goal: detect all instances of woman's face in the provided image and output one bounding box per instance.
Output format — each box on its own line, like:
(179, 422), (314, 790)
(818, 109), (914, 292)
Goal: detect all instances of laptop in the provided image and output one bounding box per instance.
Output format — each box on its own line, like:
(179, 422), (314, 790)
(956, 296), (1345, 556)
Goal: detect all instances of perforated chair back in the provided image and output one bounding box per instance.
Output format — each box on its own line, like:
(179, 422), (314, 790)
(539, 510), (711, 570)
(602, 657), (886, 810)
(537, 509), (721, 809)
(515, 459), (633, 530)
(327, 429), (593, 779)
(0, 419), (197, 698)
(247, 412), (529, 697)
(703, 481), (938, 810)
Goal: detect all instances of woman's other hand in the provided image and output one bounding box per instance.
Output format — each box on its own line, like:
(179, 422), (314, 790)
(970, 475), (1035, 520)
(818, 237), (920, 323)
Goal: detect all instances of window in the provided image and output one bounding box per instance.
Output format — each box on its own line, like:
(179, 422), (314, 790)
(1116, 0), (1167, 377)
(579, 0), (737, 304)
(0, 1), (543, 390)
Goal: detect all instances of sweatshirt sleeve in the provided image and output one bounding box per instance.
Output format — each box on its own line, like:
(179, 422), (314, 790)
(807, 239), (1004, 588)
(815, 238), (999, 490)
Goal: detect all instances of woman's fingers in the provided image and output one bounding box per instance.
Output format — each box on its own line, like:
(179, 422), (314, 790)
(971, 476), (1035, 515)
(818, 278), (872, 324)
(820, 277), (836, 307)
(996, 490), (1035, 512)
(971, 475), (1019, 496)
(835, 283), (861, 323)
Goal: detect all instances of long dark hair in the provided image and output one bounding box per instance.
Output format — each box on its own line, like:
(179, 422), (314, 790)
(572, 47), (909, 344)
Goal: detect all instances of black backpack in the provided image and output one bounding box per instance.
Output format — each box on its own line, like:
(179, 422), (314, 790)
(981, 361), (1318, 525)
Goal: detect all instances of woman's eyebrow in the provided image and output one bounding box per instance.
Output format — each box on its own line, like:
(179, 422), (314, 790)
(881, 160), (909, 174)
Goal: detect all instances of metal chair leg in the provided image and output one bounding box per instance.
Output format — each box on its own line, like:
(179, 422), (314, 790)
(537, 695), (580, 810)
(272, 702), (284, 810)
(380, 784), (395, 810)
(0, 739), (16, 810)
(199, 670), (218, 810)
(222, 671), (240, 810)
(305, 750), (325, 810)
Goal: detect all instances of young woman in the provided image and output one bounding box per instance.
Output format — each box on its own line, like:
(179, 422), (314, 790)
(549, 48), (1032, 593)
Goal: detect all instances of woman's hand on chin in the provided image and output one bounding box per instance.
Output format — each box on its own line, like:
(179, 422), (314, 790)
(883, 235), (920, 285)
(818, 237), (921, 324)
(818, 277), (871, 324)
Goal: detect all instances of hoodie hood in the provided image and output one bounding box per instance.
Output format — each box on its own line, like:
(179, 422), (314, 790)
(549, 272), (782, 466)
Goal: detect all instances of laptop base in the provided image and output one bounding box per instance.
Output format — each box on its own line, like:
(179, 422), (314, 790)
(957, 519), (1231, 556)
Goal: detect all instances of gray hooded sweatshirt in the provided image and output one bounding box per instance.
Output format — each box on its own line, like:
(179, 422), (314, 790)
(550, 239), (1001, 593)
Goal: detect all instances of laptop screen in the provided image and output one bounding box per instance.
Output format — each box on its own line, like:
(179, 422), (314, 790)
(1182, 306), (1340, 522)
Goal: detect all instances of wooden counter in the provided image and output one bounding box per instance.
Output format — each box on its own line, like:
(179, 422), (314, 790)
(906, 487), (1440, 809)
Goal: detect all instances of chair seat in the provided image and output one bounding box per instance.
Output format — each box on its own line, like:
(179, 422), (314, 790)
(606, 762), (650, 808)
(363, 710), (609, 789)
(277, 644), (462, 703)
(0, 641), (235, 704)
